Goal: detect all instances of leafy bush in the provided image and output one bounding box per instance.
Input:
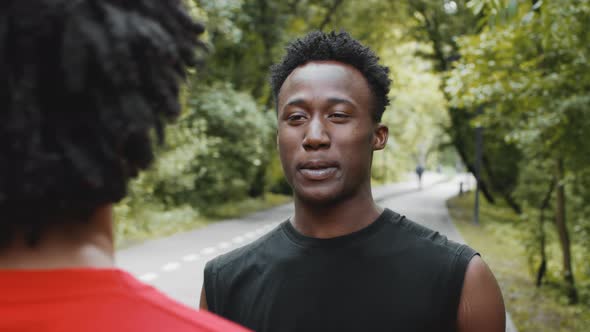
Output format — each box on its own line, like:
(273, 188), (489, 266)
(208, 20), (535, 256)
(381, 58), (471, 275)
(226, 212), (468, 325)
(114, 82), (276, 242)
(182, 82), (275, 205)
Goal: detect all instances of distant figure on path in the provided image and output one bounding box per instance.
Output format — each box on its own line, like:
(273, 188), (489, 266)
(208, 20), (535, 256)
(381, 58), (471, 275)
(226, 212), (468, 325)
(416, 164), (425, 189)
(0, 1), (248, 331)
(201, 31), (506, 332)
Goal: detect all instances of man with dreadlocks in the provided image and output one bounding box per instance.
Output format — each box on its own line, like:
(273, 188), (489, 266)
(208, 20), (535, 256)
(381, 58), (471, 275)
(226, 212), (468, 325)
(0, 1), (248, 331)
(201, 31), (506, 332)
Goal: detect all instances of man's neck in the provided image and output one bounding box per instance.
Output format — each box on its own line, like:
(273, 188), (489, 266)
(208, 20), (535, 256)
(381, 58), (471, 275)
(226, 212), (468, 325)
(291, 187), (383, 239)
(0, 205), (116, 269)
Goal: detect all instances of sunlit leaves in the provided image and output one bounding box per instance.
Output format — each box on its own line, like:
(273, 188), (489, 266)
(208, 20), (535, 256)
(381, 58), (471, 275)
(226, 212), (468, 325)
(467, 0), (523, 28)
(447, 0), (590, 294)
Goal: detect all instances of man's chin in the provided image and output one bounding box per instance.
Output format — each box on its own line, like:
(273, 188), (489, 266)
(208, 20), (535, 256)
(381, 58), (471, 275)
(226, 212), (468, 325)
(294, 186), (344, 206)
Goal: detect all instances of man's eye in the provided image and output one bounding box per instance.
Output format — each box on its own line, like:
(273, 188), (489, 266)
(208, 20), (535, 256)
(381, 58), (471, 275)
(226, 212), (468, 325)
(288, 114), (306, 121)
(329, 113), (349, 119)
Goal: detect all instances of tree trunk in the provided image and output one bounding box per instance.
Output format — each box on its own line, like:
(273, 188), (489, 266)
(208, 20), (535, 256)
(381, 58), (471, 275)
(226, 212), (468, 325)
(535, 208), (547, 287)
(482, 155), (522, 214)
(554, 158), (578, 303)
(536, 177), (555, 287)
(454, 139), (496, 204)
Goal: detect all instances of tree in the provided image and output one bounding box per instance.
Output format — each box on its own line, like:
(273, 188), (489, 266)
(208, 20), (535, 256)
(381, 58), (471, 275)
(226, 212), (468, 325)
(404, 0), (525, 210)
(446, 0), (590, 303)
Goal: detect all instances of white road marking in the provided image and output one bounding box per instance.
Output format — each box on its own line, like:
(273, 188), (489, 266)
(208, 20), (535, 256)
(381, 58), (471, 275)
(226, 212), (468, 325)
(182, 254), (200, 262)
(201, 247), (217, 255)
(162, 262), (181, 272)
(139, 273), (158, 282)
(134, 223), (284, 281)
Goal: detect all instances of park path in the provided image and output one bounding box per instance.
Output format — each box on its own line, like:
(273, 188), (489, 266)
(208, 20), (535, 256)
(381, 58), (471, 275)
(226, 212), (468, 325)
(116, 172), (516, 331)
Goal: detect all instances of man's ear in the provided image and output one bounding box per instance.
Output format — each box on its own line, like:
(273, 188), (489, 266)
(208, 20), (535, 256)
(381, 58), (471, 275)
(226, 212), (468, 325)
(373, 124), (388, 151)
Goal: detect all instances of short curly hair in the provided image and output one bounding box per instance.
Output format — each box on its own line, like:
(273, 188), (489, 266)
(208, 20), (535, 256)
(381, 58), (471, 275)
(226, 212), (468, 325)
(0, 0), (205, 247)
(270, 31), (391, 122)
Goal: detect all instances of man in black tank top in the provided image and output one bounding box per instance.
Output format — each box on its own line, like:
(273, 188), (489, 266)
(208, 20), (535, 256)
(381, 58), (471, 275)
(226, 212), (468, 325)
(201, 31), (505, 332)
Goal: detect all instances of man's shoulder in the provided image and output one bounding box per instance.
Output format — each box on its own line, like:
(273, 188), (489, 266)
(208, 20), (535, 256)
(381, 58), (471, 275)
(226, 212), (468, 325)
(203, 224), (286, 313)
(205, 223), (285, 276)
(383, 209), (476, 259)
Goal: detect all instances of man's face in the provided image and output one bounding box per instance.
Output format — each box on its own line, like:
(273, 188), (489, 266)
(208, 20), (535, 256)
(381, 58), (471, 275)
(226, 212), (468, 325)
(277, 61), (388, 204)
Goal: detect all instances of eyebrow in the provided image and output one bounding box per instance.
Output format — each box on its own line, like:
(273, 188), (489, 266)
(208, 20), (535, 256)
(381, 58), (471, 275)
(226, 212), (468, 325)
(283, 97), (356, 109)
(326, 97), (356, 108)
(284, 98), (307, 108)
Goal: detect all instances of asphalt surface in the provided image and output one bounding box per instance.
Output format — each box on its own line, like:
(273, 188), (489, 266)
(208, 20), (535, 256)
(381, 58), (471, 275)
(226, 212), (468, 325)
(116, 173), (517, 331)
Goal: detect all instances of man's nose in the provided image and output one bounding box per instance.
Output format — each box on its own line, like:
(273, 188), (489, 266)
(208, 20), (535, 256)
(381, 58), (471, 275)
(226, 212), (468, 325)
(302, 117), (330, 150)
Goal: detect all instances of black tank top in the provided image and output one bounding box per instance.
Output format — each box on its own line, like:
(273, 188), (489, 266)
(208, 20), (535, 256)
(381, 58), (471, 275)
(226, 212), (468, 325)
(204, 209), (477, 332)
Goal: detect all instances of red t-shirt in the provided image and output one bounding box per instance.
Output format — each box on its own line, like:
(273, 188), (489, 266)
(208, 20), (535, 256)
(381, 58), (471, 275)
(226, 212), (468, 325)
(0, 268), (249, 332)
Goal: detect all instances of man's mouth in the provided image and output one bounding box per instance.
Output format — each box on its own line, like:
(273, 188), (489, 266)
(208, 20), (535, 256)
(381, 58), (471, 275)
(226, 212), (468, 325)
(298, 161), (339, 181)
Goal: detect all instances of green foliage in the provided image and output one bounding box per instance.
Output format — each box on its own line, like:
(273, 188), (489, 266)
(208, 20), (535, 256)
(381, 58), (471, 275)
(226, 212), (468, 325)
(167, 82), (275, 206)
(408, 0), (480, 71)
(118, 82), (274, 208)
(115, 83), (276, 243)
(195, 0), (363, 103)
(448, 0), (590, 160)
(381, 41), (450, 171)
(205, 193), (291, 220)
(449, 194), (590, 331)
(447, 0), (590, 303)
(467, 0), (521, 27)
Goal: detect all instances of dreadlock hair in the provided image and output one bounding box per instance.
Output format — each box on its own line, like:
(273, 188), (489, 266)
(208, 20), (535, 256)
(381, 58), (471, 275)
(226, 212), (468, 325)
(269, 30), (391, 122)
(0, 0), (205, 247)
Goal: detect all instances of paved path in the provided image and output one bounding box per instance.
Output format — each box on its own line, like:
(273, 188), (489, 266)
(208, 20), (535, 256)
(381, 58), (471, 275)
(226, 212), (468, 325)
(116, 173), (516, 331)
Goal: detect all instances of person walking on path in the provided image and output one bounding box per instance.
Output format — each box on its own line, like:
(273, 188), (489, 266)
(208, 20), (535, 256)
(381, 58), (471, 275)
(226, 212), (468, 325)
(0, 1), (248, 331)
(416, 164), (425, 189)
(201, 31), (506, 332)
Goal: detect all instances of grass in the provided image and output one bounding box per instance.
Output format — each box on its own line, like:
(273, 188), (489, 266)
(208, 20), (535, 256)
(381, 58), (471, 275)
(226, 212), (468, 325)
(447, 193), (590, 332)
(115, 193), (291, 249)
(202, 193), (291, 219)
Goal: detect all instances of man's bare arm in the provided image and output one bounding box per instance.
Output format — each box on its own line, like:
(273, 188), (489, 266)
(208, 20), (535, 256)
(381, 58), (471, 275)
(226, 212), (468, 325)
(457, 255), (506, 332)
